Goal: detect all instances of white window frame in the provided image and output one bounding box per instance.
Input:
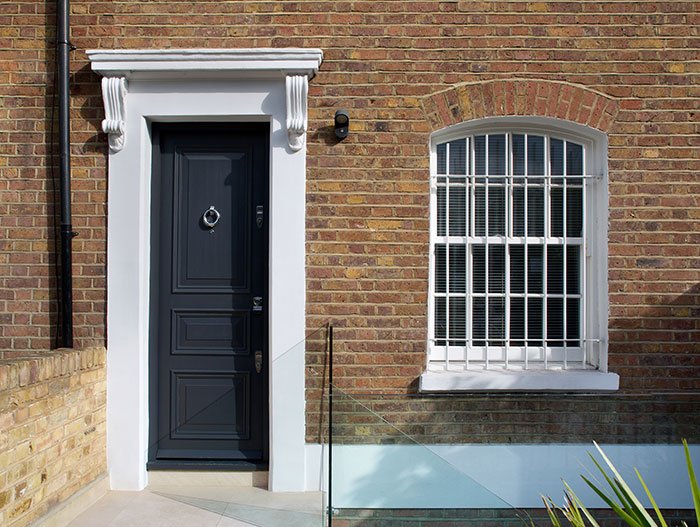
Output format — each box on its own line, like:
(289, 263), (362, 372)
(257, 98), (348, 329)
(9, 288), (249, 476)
(420, 116), (619, 392)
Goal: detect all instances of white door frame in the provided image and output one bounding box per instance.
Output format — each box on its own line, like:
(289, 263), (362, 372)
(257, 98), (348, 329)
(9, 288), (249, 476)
(88, 49), (323, 491)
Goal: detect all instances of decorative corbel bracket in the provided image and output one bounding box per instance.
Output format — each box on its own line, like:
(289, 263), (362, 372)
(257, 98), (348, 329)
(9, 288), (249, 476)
(101, 76), (127, 152)
(285, 74), (308, 152)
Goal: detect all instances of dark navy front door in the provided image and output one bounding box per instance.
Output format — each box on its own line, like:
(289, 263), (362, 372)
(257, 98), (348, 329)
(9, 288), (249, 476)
(148, 123), (269, 468)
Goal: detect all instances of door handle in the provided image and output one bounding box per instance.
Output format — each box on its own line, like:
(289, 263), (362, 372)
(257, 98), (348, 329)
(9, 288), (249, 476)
(255, 350), (263, 374)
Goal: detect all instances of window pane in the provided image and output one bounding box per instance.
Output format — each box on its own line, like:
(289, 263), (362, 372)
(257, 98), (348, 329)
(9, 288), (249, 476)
(567, 186), (583, 237)
(547, 245), (564, 294)
(437, 185), (446, 236)
(449, 245), (466, 293)
(566, 245), (580, 295)
(488, 134), (506, 176)
(550, 137), (564, 177)
(566, 298), (580, 346)
(488, 184), (506, 235)
(527, 135), (545, 176)
(551, 186), (564, 237)
(527, 297), (543, 345)
(566, 142), (583, 176)
(449, 182), (466, 236)
(527, 184), (545, 236)
(449, 138), (467, 175)
(472, 246), (485, 294)
(435, 297), (446, 344)
(512, 134), (525, 176)
(510, 245), (525, 294)
(512, 185), (525, 236)
(449, 297), (466, 345)
(510, 297), (525, 346)
(489, 245), (506, 294)
(474, 185), (486, 236)
(435, 244), (446, 293)
(489, 297), (505, 344)
(437, 143), (447, 174)
(472, 297), (486, 346)
(528, 245), (543, 294)
(547, 297), (564, 347)
(474, 135), (486, 176)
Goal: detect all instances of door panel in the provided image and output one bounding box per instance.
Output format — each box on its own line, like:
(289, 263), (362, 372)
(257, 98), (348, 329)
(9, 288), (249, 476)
(174, 150), (250, 292)
(172, 310), (249, 355)
(148, 123), (269, 468)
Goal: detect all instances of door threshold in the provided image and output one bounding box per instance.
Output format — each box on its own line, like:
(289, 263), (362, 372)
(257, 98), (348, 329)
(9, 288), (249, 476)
(147, 468), (269, 488)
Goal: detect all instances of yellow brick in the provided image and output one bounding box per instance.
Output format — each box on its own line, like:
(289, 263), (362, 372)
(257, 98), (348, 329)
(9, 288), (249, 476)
(367, 220), (401, 230)
(528, 2), (548, 11)
(670, 63), (685, 73)
(7, 442), (31, 465)
(9, 498), (31, 519)
(637, 39), (664, 48)
(345, 268), (364, 279)
(28, 399), (48, 419)
(0, 488), (11, 508)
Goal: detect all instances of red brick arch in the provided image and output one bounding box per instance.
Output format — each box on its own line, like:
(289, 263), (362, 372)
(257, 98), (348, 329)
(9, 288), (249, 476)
(421, 79), (620, 134)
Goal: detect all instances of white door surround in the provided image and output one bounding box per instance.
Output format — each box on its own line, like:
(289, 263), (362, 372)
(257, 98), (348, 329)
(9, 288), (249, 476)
(88, 48), (323, 491)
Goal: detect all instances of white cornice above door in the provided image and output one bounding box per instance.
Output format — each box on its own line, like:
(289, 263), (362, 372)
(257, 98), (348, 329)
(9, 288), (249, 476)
(87, 48), (323, 152)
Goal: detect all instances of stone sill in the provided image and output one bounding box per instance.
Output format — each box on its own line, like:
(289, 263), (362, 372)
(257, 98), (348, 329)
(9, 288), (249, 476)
(420, 368), (620, 393)
(0, 347), (106, 392)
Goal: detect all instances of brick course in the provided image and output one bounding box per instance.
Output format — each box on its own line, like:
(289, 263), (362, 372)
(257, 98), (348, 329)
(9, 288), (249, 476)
(0, 347), (106, 527)
(332, 508), (698, 527)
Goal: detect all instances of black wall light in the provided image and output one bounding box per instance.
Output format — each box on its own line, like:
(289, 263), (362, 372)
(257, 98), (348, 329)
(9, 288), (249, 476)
(334, 109), (349, 139)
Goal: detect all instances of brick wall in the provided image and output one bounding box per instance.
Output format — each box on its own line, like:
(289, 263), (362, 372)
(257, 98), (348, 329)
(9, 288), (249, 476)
(0, 0), (106, 351)
(308, 392), (700, 444)
(0, 347), (106, 527)
(0, 1), (698, 436)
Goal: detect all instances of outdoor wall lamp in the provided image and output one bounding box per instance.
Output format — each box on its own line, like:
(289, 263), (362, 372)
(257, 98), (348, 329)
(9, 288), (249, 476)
(334, 109), (349, 139)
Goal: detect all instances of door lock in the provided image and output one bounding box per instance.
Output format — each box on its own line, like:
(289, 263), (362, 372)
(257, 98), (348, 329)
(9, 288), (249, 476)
(255, 350), (263, 374)
(256, 206), (264, 229)
(252, 296), (263, 313)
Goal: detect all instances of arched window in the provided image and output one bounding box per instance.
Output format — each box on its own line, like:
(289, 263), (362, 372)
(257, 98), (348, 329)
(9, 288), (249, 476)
(423, 117), (618, 392)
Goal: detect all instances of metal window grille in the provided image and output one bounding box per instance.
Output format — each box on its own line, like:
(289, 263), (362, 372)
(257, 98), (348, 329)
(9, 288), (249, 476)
(430, 132), (601, 371)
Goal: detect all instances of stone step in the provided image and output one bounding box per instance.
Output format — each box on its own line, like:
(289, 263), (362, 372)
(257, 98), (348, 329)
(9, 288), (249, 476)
(147, 471), (268, 488)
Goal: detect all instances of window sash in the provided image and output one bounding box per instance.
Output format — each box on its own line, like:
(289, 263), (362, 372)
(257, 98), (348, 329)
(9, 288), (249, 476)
(431, 132), (599, 371)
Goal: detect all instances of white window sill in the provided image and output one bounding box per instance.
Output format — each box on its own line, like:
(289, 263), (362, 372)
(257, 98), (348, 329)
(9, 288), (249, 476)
(419, 368), (620, 393)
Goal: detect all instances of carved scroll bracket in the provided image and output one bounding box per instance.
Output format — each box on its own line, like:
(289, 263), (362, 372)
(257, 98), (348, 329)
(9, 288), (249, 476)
(285, 74), (308, 152)
(101, 76), (127, 152)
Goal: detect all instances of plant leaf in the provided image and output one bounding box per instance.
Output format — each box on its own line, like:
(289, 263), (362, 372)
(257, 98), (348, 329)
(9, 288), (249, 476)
(581, 475), (642, 527)
(612, 477), (655, 527)
(636, 468), (667, 527)
(563, 480), (602, 527)
(588, 452), (635, 516)
(592, 442), (659, 527)
(542, 496), (563, 527)
(683, 439), (700, 527)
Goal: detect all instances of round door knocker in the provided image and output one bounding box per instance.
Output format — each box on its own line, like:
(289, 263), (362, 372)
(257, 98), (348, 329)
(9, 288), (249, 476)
(202, 205), (220, 229)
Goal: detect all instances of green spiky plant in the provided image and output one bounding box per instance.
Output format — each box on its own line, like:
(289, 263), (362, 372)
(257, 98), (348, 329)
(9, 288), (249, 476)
(537, 440), (700, 527)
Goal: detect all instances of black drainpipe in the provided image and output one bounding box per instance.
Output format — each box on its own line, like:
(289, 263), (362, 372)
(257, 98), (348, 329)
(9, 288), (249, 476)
(57, 0), (74, 348)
